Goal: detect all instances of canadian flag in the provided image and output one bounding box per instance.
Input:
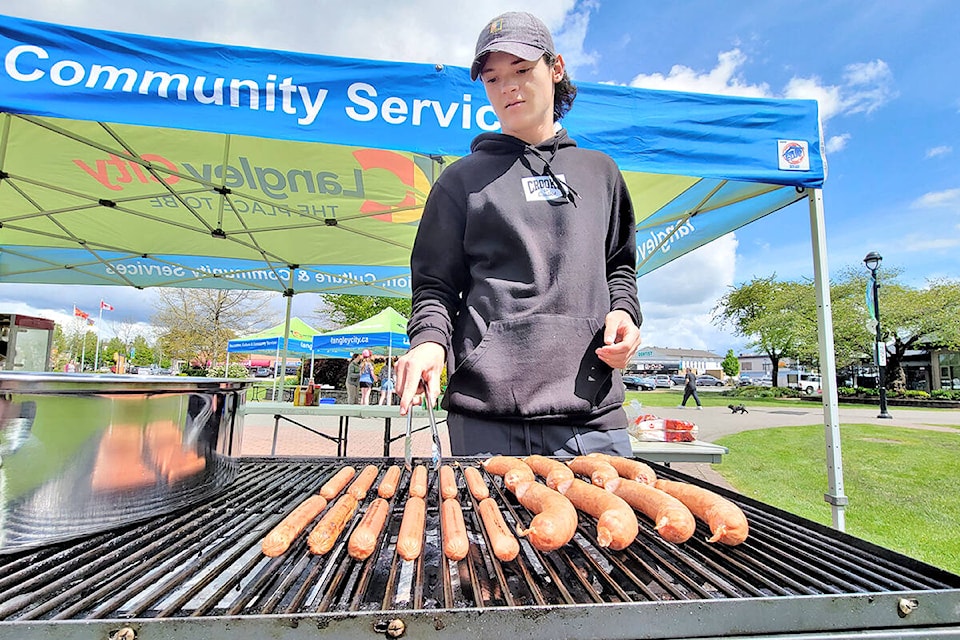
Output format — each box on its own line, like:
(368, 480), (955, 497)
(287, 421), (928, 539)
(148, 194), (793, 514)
(100, 300), (114, 311)
(73, 305), (89, 319)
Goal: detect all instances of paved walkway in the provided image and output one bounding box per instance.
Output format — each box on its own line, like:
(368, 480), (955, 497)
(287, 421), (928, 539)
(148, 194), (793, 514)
(238, 399), (959, 491)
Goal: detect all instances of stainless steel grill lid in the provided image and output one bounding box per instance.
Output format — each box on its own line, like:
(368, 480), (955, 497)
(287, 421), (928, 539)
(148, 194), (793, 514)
(0, 372), (249, 553)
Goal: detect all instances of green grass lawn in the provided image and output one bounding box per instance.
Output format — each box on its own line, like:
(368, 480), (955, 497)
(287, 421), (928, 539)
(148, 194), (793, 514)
(714, 423), (960, 576)
(625, 389), (884, 410)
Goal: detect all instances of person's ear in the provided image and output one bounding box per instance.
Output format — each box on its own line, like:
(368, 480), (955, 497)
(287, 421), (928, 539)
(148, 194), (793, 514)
(552, 54), (565, 83)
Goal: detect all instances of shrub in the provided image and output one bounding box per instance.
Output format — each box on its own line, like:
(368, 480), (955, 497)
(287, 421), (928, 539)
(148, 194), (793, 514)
(206, 363), (252, 378)
(931, 389), (960, 401)
(901, 390), (931, 399)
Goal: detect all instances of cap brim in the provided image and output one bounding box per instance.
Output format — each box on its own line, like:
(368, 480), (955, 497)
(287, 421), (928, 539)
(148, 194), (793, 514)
(470, 41), (547, 80)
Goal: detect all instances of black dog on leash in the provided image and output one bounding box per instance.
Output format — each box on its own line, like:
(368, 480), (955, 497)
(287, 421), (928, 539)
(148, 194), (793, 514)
(728, 403), (749, 414)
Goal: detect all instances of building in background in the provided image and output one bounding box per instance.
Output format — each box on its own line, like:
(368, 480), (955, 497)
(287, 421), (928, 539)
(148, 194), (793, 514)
(628, 347), (724, 378)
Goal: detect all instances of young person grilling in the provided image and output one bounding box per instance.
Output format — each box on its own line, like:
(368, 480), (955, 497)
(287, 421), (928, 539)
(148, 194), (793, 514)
(395, 11), (642, 457)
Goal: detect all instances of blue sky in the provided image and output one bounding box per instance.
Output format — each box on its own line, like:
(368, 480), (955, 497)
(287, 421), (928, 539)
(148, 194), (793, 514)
(1, 0), (957, 355)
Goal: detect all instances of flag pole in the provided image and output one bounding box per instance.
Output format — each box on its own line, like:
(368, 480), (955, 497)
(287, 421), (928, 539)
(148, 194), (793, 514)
(93, 302), (104, 372)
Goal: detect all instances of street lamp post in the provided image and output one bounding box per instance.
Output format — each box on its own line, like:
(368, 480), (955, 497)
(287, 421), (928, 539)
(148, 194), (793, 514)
(863, 251), (893, 419)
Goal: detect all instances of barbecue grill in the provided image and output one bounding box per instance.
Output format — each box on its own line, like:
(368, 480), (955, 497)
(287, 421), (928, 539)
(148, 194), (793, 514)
(1, 457), (958, 639)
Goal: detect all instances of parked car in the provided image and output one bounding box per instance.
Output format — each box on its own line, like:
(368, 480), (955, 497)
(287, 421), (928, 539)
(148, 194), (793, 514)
(670, 374), (687, 386)
(622, 373), (657, 390)
(254, 366), (273, 377)
(695, 374), (724, 386)
(654, 374), (673, 388)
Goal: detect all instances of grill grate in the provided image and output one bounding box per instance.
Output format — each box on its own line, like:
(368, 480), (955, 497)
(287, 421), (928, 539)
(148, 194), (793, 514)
(1, 457), (958, 624)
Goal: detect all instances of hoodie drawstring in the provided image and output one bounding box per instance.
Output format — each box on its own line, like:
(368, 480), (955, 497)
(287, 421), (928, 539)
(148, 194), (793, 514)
(524, 141), (580, 206)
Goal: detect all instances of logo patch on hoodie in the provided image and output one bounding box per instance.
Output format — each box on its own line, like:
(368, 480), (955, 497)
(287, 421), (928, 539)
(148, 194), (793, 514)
(522, 175), (567, 202)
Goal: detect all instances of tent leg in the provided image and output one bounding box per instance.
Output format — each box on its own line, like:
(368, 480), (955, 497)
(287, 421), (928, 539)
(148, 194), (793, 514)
(808, 188), (847, 531)
(278, 290), (294, 402)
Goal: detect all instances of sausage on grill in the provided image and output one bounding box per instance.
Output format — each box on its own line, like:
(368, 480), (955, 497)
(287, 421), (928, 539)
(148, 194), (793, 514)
(307, 493), (359, 554)
(261, 494), (328, 557)
(439, 465), (458, 500)
(478, 498), (519, 561)
(377, 465), (402, 498)
(397, 496), (426, 560)
(654, 479), (749, 545)
(512, 481), (578, 552)
(347, 497), (390, 560)
(607, 477), (695, 544)
(524, 455), (574, 490)
(463, 466), (490, 501)
(556, 477), (638, 550)
(409, 465), (428, 498)
(347, 464), (380, 500)
(588, 453), (657, 485)
(441, 498), (470, 561)
(566, 456), (619, 488)
(319, 466), (357, 500)
(483, 455), (535, 491)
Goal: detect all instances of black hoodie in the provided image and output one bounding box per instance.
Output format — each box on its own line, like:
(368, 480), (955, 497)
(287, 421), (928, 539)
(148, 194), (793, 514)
(408, 129), (641, 428)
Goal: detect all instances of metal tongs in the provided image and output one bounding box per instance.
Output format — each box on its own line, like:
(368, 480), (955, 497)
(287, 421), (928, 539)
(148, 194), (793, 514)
(404, 381), (443, 471)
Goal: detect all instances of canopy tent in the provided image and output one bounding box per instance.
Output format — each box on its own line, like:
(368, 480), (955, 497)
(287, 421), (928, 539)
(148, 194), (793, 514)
(227, 317), (320, 356)
(226, 316), (321, 395)
(0, 15), (847, 527)
(312, 306), (410, 360)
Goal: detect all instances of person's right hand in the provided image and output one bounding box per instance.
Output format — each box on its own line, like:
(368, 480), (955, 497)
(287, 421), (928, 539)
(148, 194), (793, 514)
(395, 342), (446, 415)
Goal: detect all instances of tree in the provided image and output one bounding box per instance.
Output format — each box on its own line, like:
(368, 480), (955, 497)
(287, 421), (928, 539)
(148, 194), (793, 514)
(716, 269), (960, 392)
(829, 271), (960, 390)
(318, 294), (411, 328)
(721, 349), (740, 378)
(152, 289), (275, 366)
(714, 277), (808, 386)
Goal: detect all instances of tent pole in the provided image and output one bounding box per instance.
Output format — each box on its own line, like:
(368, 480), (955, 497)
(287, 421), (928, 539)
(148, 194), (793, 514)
(278, 289), (294, 402)
(808, 188), (847, 531)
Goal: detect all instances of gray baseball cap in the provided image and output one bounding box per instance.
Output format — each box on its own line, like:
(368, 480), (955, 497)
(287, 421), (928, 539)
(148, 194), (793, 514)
(470, 12), (555, 81)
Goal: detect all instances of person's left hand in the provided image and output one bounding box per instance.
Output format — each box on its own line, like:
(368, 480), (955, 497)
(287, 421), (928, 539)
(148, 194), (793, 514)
(595, 309), (641, 369)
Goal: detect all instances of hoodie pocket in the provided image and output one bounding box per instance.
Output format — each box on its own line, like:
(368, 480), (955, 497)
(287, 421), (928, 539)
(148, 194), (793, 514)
(447, 314), (615, 417)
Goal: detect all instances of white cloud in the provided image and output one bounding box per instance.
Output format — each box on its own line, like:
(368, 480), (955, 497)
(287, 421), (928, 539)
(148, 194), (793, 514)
(911, 188), (960, 209)
(636, 234), (741, 352)
(925, 145), (953, 159)
(825, 134), (851, 154)
(901, 236), (960, 252)
(628, 49), (771, 98)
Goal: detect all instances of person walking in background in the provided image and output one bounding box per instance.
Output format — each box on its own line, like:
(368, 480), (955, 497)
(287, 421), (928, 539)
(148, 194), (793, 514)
(345, 353), (361, 404)
(358, 350), (377, 405)
(679, 367), (702, 409)
(378, 357), (396, 405)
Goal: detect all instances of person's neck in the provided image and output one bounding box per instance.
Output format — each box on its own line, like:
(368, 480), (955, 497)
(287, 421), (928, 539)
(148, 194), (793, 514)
(504, 120), (558, 145)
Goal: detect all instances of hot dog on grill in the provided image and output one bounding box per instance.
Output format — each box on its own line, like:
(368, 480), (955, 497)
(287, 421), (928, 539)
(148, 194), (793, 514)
(347, 497), (390, 560)
(441, 498), (470, 561)
(397, 496), (426, 560)
(588, 453), (657, 485)
(512, 481), (578, 552)
(478, 498), (519, 561)
(463, 466), (490, 501)
(377, 465), (402, 498)
(566, 456), (619, 488)
(524, 455), (574, 490)
(347, 464), (380, 500)
(319, 466), (357, 500)
(556, 477), (638, 550)
(409, 465), (428, 498)
(307, 493), (359, 554)
(606, 478), (695, 544)
(261, 494), (328, 557)
(654, 479), (749, 545)
(439, 465), (458, 500)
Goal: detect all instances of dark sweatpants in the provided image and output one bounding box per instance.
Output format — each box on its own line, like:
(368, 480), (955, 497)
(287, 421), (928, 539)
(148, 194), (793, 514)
(447, 412), (633, 457)
(681, 387), (701, 407)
